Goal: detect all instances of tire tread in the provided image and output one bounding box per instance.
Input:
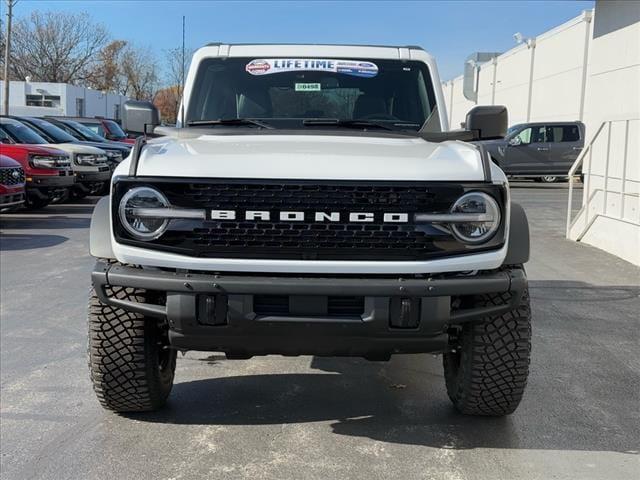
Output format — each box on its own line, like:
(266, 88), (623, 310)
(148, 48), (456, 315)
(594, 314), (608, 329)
(88, 285), (175, 412)
(444, 288), (531, 416)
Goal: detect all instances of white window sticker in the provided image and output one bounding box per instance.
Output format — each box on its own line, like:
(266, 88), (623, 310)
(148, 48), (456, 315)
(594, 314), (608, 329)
(295, 83), (321, 92)
(245, 58), (379, 78)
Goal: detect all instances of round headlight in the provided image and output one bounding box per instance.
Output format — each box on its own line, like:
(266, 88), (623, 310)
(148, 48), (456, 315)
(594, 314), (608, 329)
(118, 187), (169, 240)
(450, 192), (501, 244)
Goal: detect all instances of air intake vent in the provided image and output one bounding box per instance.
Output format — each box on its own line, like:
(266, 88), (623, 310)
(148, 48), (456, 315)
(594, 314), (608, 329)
(253, 295), (365, 317)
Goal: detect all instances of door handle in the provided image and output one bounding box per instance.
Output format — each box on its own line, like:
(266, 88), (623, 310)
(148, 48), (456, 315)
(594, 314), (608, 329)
(536, 147), (549, 151)
(572, 147), (583, 151)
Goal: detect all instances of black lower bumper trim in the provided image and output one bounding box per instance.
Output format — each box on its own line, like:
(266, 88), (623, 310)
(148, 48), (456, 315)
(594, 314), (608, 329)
(28, 173), (75, 188)
(92, 262), (527, 356)
(0, 193), (25, 206)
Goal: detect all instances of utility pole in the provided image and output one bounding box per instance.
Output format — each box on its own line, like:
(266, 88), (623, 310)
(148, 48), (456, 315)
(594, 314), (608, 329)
(3, 0), (17, 116)
(180, 15), (185, 127)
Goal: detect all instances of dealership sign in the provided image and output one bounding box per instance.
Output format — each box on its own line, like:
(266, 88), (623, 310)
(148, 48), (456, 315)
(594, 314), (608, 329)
(245, 58), (379, 78)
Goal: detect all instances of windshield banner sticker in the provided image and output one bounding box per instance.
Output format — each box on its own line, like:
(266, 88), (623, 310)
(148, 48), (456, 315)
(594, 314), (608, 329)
(246, 59), (379, 78)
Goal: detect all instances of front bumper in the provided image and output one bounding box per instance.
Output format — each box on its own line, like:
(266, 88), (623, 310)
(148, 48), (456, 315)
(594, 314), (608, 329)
(76, 168), (110, 183)
(27, 172), (75, 188)
(92, 262), (527, 358)
(0, 192), (25, 207)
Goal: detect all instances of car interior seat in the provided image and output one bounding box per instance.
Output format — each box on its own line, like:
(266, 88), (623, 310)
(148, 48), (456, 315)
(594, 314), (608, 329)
(238, 89), (273, 118)
(352, 95), (387, 119)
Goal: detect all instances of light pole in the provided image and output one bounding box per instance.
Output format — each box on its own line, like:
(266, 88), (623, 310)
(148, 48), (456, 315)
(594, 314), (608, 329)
(3, 0), (17, 116)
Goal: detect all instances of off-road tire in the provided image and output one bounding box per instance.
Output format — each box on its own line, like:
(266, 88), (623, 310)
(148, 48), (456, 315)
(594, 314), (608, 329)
(443, 287), (531, 416)
(88, 285), (176, 412)
(70, 187), (88, 199)
(24, 196), (50, 210)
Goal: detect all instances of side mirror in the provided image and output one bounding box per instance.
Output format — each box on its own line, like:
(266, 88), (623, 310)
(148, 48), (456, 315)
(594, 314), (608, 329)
(121, 100), (160, 136)
(508, 136), (522, 146)
(465, 105), (508, 140)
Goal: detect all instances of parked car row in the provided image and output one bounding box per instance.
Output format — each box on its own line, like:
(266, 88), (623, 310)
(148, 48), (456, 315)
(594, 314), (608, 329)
(0, 115), (133, 210)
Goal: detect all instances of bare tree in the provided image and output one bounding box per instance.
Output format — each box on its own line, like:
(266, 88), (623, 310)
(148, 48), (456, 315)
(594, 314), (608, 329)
(86, 40), (158, 100)
(87, 40), (127, 93)
(154, 85), (181, 124)
(121, 46), (158, 100)
(165, 46), (194, 91)
(159, 46), (194, 123)
(1, 11), (108, 83)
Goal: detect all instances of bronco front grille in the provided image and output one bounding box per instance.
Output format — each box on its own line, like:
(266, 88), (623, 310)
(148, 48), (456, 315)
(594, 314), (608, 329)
(0, 167), (25, 186)
(113, 179), (506, 261)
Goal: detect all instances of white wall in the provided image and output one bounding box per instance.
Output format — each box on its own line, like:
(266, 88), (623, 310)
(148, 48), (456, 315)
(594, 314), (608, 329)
(444, 12), (593, 129)
(0, 81), (128, 119)
(493, 45), (532, 124)
(444, 2), (640, 265)
(574, 1), (640, 265)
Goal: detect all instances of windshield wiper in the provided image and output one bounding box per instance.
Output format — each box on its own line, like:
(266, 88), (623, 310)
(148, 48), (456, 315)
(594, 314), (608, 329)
(187, 118), (274, 129)
(302, 118), (397, 131)
(302, 118), (423, 133)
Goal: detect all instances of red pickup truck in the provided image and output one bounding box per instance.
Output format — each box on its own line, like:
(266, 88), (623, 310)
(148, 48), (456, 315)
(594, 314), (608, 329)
(0, 140), (75, 209)
(0, 154), (26, 209)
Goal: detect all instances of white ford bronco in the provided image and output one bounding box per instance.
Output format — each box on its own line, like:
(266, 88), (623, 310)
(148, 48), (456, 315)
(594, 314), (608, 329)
(88, 44), (531, 416)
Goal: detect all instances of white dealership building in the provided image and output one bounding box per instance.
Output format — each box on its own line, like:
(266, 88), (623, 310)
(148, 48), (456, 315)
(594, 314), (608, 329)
(0, 80), (128, 120)
(443, 0), (639, 265)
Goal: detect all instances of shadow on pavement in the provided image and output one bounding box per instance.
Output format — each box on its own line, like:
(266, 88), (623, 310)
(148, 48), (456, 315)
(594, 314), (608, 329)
(0, 233), (69, 250)
(40, 205), (97, 215)
(0, 216), (90, 230)
(510, 182), (581, 190)
(129, 280), (639, 455)
(529, 280), (639, 302)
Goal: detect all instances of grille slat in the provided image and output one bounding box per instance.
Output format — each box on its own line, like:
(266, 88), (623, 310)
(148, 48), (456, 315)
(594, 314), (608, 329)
(0, 167), (25, 186)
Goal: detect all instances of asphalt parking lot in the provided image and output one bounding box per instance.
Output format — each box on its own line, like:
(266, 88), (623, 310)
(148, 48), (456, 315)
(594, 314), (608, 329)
(1, 183), (638, 480)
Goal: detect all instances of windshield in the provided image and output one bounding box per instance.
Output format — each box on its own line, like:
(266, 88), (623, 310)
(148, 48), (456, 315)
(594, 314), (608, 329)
(507, 125), (522, 136)
(186, 57), (438, 131)
(103, 120), (127, 138)
(24, 117), (77, 143)
(0, 119), (48, 144)
(66, 120), (106, 142)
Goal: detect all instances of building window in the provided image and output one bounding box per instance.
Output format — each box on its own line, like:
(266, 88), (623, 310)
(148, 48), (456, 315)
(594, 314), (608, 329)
(113, 104), (121, 120)
(25, 94), (61, 107)
(76, 98), (85, 117)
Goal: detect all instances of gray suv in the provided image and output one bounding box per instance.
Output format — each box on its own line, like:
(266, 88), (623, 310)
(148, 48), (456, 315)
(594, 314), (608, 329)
(479, 121), (584, 182)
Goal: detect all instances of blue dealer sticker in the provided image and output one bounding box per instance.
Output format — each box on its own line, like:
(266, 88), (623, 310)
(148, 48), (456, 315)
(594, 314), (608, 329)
(245, 59), (379, 78)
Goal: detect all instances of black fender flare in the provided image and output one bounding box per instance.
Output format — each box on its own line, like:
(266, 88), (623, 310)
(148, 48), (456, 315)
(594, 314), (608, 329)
(503, 202), (530, 265)
(90, 196), (115, 259)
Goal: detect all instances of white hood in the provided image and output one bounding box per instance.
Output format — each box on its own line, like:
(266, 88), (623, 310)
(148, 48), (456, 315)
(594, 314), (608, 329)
(47, 143), (106, 155)
(122, 134), (487, 181)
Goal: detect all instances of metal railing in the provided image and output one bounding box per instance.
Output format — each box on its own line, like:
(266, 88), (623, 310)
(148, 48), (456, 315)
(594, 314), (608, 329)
(566, 118), (639, 240)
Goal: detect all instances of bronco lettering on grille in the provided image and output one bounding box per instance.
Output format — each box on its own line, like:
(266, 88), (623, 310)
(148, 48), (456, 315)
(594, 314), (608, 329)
(209, 210), (409, 223)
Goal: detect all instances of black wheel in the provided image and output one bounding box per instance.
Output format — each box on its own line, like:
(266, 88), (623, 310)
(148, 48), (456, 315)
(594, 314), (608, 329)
(70, 187), (88, 199)
(540, 176), (558, 183)
(88, 283), (176, 412)
(98, 181), (110, 196)
(443, 287), (531, 416)
(24, 196), (50, 210)
(51, 190), (70, 204)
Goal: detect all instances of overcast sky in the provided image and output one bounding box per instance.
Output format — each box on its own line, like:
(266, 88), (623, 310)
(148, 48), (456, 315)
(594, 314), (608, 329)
(14, 0), (594, 80)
